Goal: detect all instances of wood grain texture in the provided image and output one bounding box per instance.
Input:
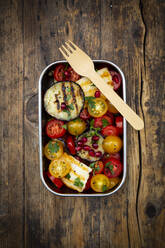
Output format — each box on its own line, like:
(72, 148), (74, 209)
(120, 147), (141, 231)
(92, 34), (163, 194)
(0, 0), (164, 247)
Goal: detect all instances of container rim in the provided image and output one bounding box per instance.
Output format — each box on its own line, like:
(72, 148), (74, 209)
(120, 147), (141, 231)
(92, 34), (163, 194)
(38, 59), (127, 197)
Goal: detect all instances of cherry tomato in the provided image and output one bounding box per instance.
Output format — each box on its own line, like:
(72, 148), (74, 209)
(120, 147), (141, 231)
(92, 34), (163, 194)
(84, 173), (92, 191)
(103, 136), (123, 154)
(103, 152), (121, 161)
(94, 114), (113, 128)
(46, 119), (66, 139)
(107, 101), (119, 114)
(49, 153), (71, 178)
(80, 108), (91, 120)
(54, 64), (65, 81)
(115, 116), (123, 135)
(66, 135), (76, 155)
(67, 118), (86, 136)
(90, 161), (104, 175)
(103, 158), (123, 178)
(47, 171), (63, 188)
(91, 174), (110, 192)
(67, 67), (80, 81)
(101, 125), (119, 136)
(109, 177), (121, 189)
(110, 71), (122, 90)
(44, 140), (63, 160)
(88, 98), (108, 118)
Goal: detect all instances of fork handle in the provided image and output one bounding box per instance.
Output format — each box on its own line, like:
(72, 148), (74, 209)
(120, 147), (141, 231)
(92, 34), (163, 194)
(88, 71), (144, 130)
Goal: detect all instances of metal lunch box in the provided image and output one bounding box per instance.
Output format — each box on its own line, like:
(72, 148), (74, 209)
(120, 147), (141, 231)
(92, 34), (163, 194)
(38, 60), (127, 197)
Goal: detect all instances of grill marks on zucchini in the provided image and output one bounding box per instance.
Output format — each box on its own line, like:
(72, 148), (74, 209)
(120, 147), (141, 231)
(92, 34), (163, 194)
(44, 81), (85, 121)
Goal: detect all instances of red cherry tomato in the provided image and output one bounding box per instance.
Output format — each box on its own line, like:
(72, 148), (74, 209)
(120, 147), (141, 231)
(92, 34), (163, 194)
(66, 135), (76, 155)
(115, 116), (123, 135)
(90, 161), (104, 175)
(103, 152), (121, 161)
(46, 119), (66, 138)
(54, 64), (65, 81)
(67, 67), (80, 81)
(84, 173), (92, 191)
(101, 125), (119, 137)
(94, 115), (113, 128)
(110, 71), (122, 90)
(103, 158), (123, 178)
(47, 171), (63, 188)
(80, 108), (91, 120)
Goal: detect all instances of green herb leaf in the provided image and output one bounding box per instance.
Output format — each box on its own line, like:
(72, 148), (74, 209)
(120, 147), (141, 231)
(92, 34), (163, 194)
(105, 162), (111, 168)
(74, 177), (84, 188)
(66, 95), (71, 101)
(90, 162), (95, 168)
(67, 87), (71, 92)
(85, 96), (96, 109)
(102, 185), (108, 192)
(109, 164), (114, 175)
(102, 118), (110, 128)
(62, 124), (67, 130)
(62, 109), (71, 117)
(65, 173), (71, 179)
(90, 119), (94, 128)
(68, 103), (74, 110)
(64, 63), (69, 71)
(48, 141), (59, 153)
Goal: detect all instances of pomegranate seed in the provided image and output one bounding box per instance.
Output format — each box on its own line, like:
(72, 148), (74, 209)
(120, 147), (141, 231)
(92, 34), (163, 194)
(81, 137), (87, 143)
(95, 90), (101, 98)
(64, 71), (69, 76)
(84, 145), (90, 151)
(89, 150), (95, 157)
(77, 141), (83, 146)
(92, 143), (98, 149)
(61, 102), (66, 110)
(95, 151), (102, 157)
(76, 146), (82, 151)
(92, 135), (99, 141)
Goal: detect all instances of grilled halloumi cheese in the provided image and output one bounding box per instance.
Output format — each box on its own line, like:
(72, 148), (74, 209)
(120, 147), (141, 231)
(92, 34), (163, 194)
(44, 81), (84, 121)
(76, 67), (113, 98)
(61, 154), (92, 192)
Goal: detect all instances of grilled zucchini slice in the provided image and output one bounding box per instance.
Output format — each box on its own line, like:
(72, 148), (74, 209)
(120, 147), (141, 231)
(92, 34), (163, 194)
(44, 81), (85, 121)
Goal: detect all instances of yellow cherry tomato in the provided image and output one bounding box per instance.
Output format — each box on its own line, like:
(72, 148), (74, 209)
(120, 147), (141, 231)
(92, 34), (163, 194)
(91, 174), (110, 192)
(67, 118), (86, 136)
(109, 177), (121, 189)
(87, 98), (108, 118)
(107, 101), (119, 114)
(44, 140), (63, 160)
(103, 136), (123, 154)
(49, 153), (71, 178)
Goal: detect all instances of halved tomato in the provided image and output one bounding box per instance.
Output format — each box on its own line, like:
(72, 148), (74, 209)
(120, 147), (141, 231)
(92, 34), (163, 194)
(115, 116), (123, 135)
(47, 171), (63, 188)
(80, 108), (91, 120)
(110, 71), (122, 90)
(54, 64), (80, 82)
(94, 114), (113, 128)
(67, 67), (80, 81)
(89, 161), (104, 175)
(103, 158), (123, 178)
(87, 98), (108, 118)
(66, 135), (76, 155)
(54, 64), (65, 81)
(46, 119), (66, 139)
(101, 125), (119, 137)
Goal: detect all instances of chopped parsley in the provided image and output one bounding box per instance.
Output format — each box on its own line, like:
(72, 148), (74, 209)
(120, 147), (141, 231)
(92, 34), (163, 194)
(102, 185), (108, 192)
(67, 103), (74, 110)
(62, 109), (71, 117)
(48, 141), (59, 153)
(105, 162), (114, 175)
(62, 124), (67, 130)
(74, 177), (84, 188)
(102, 118), (110, 128)
(66, 87), (71, 92)
(66, 95), (71, 101)
(85, 96), (96, 109)
(65, 173), (71, 179)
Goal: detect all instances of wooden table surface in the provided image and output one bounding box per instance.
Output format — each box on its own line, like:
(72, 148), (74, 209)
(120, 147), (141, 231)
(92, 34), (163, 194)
(0, 0), (164, 247)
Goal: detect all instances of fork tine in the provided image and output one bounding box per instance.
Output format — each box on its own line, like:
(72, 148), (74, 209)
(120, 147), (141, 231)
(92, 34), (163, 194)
(65, 41), (75, 52)
(61, 45), (70, 56)
(59, 47), (68, 60)
(68, 40), (79, 50)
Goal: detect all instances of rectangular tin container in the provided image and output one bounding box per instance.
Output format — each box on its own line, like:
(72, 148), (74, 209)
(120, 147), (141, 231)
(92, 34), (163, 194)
(38, 60), (127, 197)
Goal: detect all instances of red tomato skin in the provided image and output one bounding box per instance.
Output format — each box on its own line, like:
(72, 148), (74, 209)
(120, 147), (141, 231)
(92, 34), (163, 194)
(101, 125), (119, 136)
(94, 115), (113, 128)
(115, 116), (123, 135)
(67, 67), (80, 81)
(46, 119), (66, 139)
(66, 135), (76, 155)
(103, 158), (123, 178)
(110, 71), (122, 90)
(54, 64), (65, 81)
(80, 108), (91, 120)
(93, 161), (104, 175)
(102, 152), (121, 162)
(47, 171), (63, 188)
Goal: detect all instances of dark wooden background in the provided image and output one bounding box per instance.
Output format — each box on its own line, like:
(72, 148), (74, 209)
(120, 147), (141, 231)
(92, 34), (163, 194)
(0, 0), (164, 247)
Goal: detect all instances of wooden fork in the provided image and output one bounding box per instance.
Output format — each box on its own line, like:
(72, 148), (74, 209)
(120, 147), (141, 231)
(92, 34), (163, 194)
(59, 41), (144, 130)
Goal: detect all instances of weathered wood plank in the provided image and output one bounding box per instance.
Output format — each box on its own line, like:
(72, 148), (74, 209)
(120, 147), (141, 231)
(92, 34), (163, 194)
(0, 0), (24, 247)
